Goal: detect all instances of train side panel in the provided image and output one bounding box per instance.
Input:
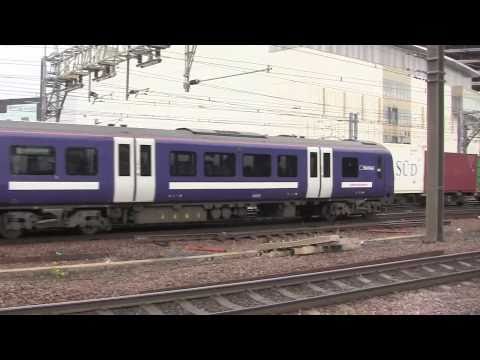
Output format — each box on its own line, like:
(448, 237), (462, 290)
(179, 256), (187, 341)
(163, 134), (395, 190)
(0, 132), (114, 206)
(332, 148), (392, 199)
(155, 139), (307, 203)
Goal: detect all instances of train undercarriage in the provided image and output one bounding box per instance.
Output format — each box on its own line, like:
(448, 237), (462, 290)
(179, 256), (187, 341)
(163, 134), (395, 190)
(0, 198), (387, 240)
(393, 192), (475, 207)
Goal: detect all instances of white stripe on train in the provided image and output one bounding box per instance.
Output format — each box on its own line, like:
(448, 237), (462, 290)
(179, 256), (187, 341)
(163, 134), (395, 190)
(341, 182), (373, 188)
(169, 182), (299, 190)
(9, 182), (100, 191)
(9, 181), (372, 191)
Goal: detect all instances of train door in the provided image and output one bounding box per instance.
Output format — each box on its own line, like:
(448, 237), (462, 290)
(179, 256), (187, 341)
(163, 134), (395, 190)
(114, 137), (156, 203)
(319, 147), (333, 198)
(376, 154), (385, 191)
(134, 138), (156, 202)
(306, 147), (320, 198)
(113, 137), (135, 203)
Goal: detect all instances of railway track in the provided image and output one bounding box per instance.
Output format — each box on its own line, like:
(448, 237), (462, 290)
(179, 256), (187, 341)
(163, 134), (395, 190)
(135, 217), (443, 243)
(2, 250), (480, 315)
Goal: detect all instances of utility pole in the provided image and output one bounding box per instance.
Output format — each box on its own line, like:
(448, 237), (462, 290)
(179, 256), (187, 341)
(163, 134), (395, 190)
(425, 45), (445, 243)
(184, 45), (197, 92)
(39, 46), (47, 121)
(126, 45), (131, 101)
(88, 72), (92, 103)
(348, 112), (358, 140)
(452, 86), (464, 153)
(354, 113), (358, 140)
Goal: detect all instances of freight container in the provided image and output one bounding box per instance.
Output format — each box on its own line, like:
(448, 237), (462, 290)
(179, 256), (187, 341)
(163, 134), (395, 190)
(424, 152), (477, 205)
(384, 143), (424, 195)
(385, 143), (477, 205)
(477, 157), (480, 192)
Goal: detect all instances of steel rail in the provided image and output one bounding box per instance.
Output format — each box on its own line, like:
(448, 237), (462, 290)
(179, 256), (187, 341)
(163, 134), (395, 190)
(135, 217), (447, 242)
(220, 268), (480, 314)
(1, 250), (480, 315)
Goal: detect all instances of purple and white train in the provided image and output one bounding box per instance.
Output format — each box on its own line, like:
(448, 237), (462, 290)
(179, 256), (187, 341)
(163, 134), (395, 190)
(0, 122), (394, 239)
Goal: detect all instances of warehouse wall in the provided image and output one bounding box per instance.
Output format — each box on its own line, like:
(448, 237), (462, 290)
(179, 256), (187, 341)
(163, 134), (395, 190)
(63, 45), (385, 141)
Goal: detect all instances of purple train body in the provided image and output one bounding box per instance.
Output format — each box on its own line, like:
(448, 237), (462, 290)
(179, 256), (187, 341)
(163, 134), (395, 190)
(0, 122), (393, 239)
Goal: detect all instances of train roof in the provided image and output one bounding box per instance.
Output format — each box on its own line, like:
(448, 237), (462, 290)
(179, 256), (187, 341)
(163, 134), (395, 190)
(0, 121), (389, 153)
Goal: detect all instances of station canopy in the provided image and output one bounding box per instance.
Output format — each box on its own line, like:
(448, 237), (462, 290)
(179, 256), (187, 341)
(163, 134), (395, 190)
(444, 46), (480, 91)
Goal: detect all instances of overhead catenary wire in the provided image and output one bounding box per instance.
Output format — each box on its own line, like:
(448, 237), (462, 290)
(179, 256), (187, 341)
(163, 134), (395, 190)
(0, 71), (438, 131)
(71, 81), (430, 125)
(0, 54), (432, 107)
(0, 47), (431, 96)
(160, 53), (431, 96)
(56, 66), (436, 128)
(166, 48), (433, 93)
(0, 46), (459, 140)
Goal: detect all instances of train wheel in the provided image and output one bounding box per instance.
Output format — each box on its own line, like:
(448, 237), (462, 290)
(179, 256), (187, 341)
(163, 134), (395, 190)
(209, 208), (222, 220)
(0, 215), (23, 240)
(456, 195), (465, 207)
(221, 208), (232, 220)
(79, 225), (99, 236)
(100, 217), (112, 232)
(0, 228), (23, 240)
(363, 212), (376, 220)
(79, 221), (101, 236)
(321, 204), (337, 223)
(79, 216), (111, 235)
(362, 203), (375, 219)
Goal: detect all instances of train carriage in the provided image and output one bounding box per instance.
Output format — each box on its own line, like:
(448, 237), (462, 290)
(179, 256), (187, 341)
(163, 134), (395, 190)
(0, 122), (394, 239)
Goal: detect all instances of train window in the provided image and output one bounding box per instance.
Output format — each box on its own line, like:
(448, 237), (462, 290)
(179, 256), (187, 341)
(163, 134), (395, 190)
(66, 148), (98, 176)
(170, 151), (196, 176)
(342, 157), (358, 178)
(140, 145), (151, 177)
(310, 153), (318, 178)
(323, 153), (331, 178)
(204, 153), (235, 177)
(278, 155), (297, 177)
(377, 156), (383, 179)
(119, 144), (130, 176)
(10, 146), (56, 175)
(243, 154), (271, 177)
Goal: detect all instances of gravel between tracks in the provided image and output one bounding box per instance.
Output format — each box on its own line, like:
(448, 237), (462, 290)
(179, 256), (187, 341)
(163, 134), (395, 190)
(1, 218), (480, 310)
(304, 278), (480, 315)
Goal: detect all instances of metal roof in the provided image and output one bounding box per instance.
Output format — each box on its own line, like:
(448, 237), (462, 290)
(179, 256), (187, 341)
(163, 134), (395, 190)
(0, 121), (389, 152)
(399, 45), (480, 91)
(396, 45), (480, 80)
(442, 46), (480, 91)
